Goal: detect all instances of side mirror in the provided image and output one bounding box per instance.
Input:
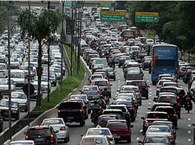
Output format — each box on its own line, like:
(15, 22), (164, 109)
(130, 125), (134, 128)
(147, 107), (151, 110)
(141, 117), (144, 120)
(117, 89), (120, 92)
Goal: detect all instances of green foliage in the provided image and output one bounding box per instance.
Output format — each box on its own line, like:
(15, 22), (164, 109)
(131, 1), (195, 51)
(34, 45), (85, 111)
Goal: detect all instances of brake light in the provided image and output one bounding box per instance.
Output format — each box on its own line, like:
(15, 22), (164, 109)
(80, 109), (84, 113)
(25, 135), (29, 140)
(128, 107), (134, 110)
(97, 91), (101, 96)
(167, 134), (173, 138)
(176, 67), (179, 73)
(60, 126), (65, 130)
(57, 110), (61, 113)
(144, 120), (148, 125)
(50, 134), (55, 141)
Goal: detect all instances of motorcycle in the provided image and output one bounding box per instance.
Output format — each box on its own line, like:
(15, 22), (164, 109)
(91, 112), (99, 127)
(104, 96), (110, 105)
(184, 99), (192, 113)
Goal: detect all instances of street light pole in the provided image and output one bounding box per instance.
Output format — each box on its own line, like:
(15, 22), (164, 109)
(47, 1), (50, 102)
(61, 1), (64, 86)
(27, 0), (31, 121)
(7, 2), (12, 140)
(70, 1), (74, 76)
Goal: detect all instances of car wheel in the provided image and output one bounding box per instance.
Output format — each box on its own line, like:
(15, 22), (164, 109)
(127, 135), (131, 143)
(64, 136), (69, 143)
(80, 120), (85, 126)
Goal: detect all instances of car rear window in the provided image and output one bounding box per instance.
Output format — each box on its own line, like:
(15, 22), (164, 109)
(107, 122), (127, 128)
(93, 81), (108, 86)
(59, 102), (81, 109)
(27, 128), (51, 136)
(147, 113), (168, 119)
(155, 108), (175, 114)
(127, 81), (146, 87)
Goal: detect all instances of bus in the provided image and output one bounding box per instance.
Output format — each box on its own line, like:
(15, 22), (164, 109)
(151, 43), (179, 85)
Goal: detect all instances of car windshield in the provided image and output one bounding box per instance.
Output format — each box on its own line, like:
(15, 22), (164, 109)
(147, 113), (167, 119)
(93, 81), (107, 86)
(42, 119), (63, 125)
(83, 86), (98, 91)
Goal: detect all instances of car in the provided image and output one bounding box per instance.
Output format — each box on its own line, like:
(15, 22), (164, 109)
(125, 80), (149, 99)
(141, 111), (169, 134)
(80, 135), (110, 145)
(0, 99), (20, 120)
(97, 114), (118, 127)
(124, 67), (144, 80)
(10, 140), (35, 145)
(25, 125), (58, 145)
(156, 79), (171, 96)
(57, 101), (86, 126)
(119, 85), (142, 105)
(69, 94), (91, 113)
(82, 85), (101, 101)
(0, 78), (15, 95)
(85, 127), (115, 144)
(10, 91), (28, 112)
(88, 74), (104, 83)
(106, 119), (133, 143)
(91, 78), (112, 93)
(145, 125), (175, 144)
(138, 134), (172, 145)
(154, 106), (178, 128)
(111, 98), (137, 122)
(41, 117), (70, 143)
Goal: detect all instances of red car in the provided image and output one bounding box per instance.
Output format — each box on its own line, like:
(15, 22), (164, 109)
(106, 120), (133, 143)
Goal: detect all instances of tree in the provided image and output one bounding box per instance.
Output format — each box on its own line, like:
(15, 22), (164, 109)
(18, 9), (60, 106)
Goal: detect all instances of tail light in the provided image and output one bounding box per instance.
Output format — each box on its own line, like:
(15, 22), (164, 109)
(167, 134), (173, 138)
(144, 120), (149, 125)
(57, 109), (61, 113)
(97, 91), (101, 96)
(25, 135), (29, 140)
(176, 67), (179, 73)
(128, 107), (134, 110)
(173, 114), (177, 119)
(50, 134), (55, 141)
(60, 126), (65, 130)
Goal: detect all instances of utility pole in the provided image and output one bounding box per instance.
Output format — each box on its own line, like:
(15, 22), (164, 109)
(7, 1), (12, 140)
(70, 1), (74, 76)
(27, 0), (31, 123)
(47, 1), (50, 102)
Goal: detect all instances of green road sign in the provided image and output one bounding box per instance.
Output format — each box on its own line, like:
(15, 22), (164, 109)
(101, 14), (125, 21)
(100, 2), (112, 8)
(64, 1), (76, 7)
(135, 12), (159, 23)
(100, 10), (126, 22)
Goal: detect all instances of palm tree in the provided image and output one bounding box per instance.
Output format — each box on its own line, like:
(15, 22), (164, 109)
(18, 8), (60, 106)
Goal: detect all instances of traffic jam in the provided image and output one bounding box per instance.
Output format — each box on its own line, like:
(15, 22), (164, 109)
(8, 7), (195, 145)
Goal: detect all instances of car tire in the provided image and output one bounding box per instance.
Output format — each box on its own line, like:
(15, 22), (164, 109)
(80, 120), (85, 126)
(113, 76), (116, 81)
(127, 135), (131, 143)
(64, 136), (69, 143)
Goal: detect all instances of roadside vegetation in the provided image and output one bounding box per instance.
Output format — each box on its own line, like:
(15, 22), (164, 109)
(34, 44), (85, 111)
(130, 2), (195, 52)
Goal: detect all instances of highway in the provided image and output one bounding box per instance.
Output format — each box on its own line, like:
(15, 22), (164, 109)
(9, 61), (195, 145)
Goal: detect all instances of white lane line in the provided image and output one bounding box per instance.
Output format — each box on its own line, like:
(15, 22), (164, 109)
(188, 138), (191, 142)
(188, 124), (191, 127)
(188, 118), (191, 121)
(188, 130), (191, 134)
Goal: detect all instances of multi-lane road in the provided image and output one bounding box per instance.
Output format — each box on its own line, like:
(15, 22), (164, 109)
(10, 61), (195, 145)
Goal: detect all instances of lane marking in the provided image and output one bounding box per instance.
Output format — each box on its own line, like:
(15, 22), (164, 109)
(188, 124), (191, 127)
(188, 118), (191, 121)
(188, 130), (191, 134)
(188, 139), (191, 142)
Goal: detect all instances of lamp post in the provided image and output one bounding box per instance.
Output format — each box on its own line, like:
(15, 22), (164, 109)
(61, 1), (64, 86)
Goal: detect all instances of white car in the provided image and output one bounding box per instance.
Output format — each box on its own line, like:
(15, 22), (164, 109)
(10, 140), (35, 145)
(10, 91), (28, 112)
(80, 135), (110, 145)
(0, 78), (15, 95)
(41, 117), (70, 143)
(85, 127), (115, 144)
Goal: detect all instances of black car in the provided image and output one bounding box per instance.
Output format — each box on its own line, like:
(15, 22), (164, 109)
(142, 56), (152, 70)
(126, 80), (149, 99)
(25, 125), (58, 145)
(0, 99), (20, 120)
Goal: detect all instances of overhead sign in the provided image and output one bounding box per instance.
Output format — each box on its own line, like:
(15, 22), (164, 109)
(100, 10), (126, 22)
(100, 2), (112, 8)
(135, 12), (159, 23)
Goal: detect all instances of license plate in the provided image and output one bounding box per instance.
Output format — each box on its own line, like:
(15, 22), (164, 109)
(35, 138), (44, 141)
(67, 117), (73, 119)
